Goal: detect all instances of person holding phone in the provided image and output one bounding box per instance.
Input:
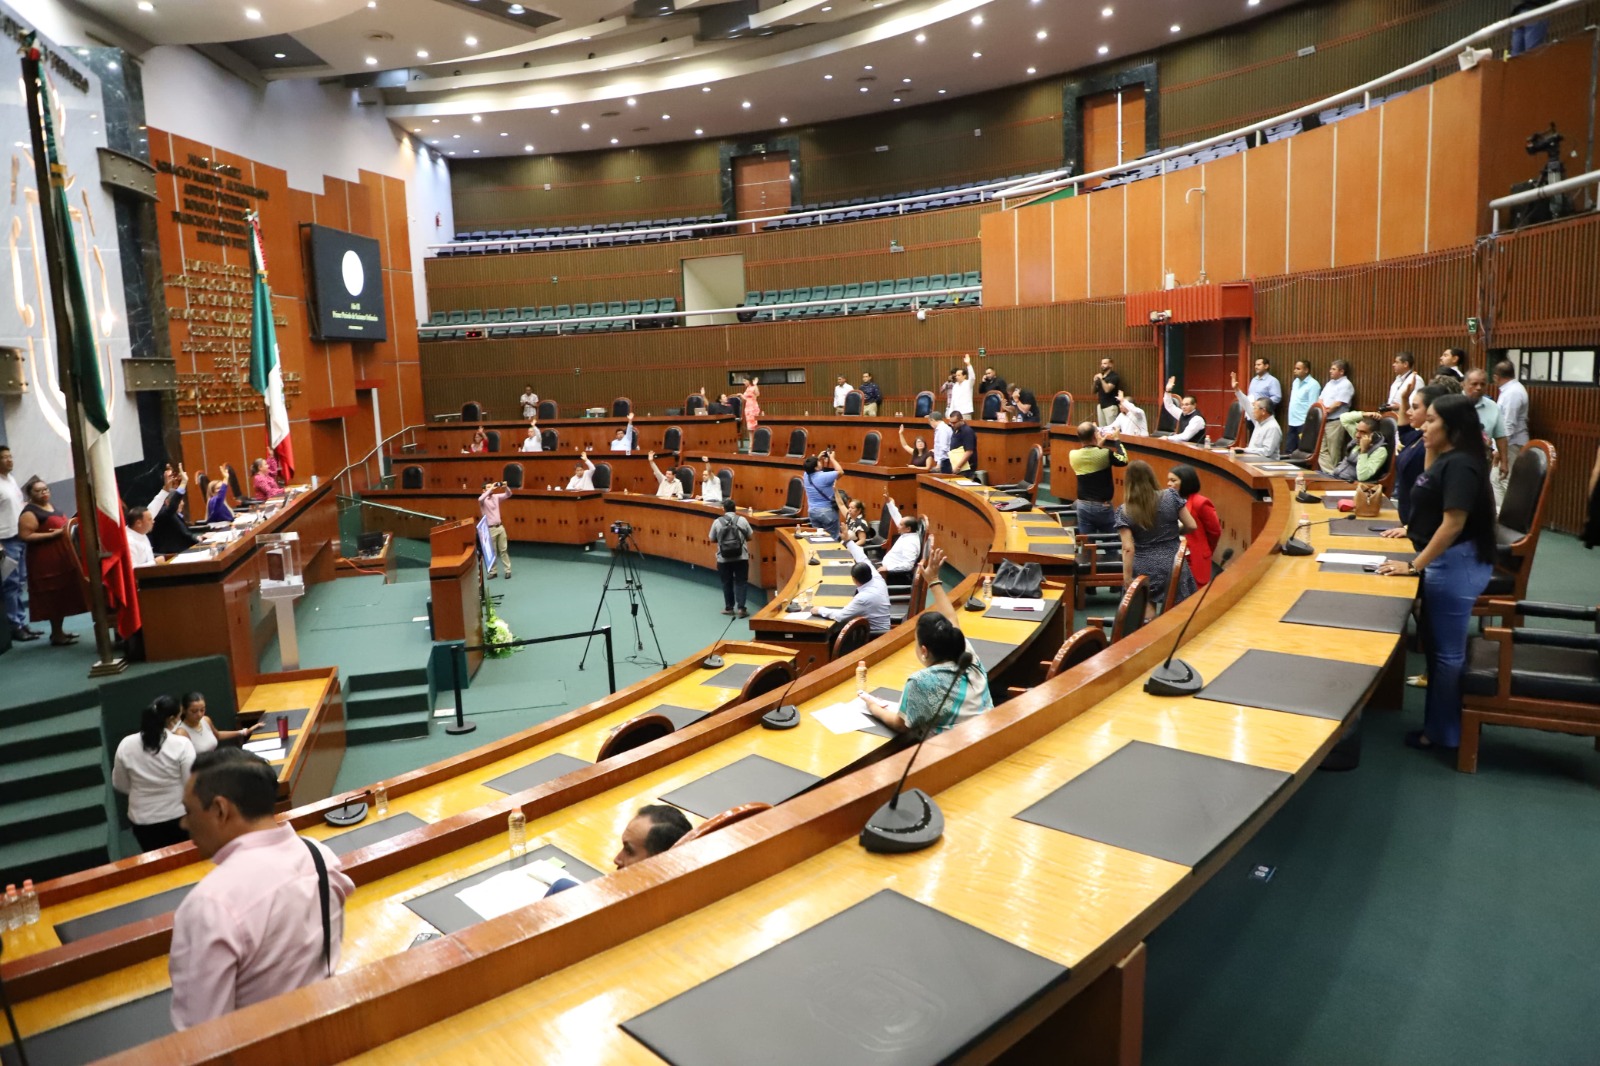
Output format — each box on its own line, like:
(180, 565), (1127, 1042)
(479, 478), (513, 579)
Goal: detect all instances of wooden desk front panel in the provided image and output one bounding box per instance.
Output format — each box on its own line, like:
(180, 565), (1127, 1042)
(916, 475), (1006, 577)
(760, 415), (1046, 481)
(419, 416), (740, 458)
(362, 489), (606, 545)
(600, 496), (795, 588)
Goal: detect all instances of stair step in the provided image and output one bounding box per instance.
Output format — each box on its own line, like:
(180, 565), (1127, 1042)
(0, 785), (106, 844)
(0, 747), (103, 801)
(346, 684), (430, 720)
(0, 687), (98, 724)
(0, 706), (102, 764)
(0, 823), (110, 885)
(347, 667), (429, 692)
(344, 711), (431, 745)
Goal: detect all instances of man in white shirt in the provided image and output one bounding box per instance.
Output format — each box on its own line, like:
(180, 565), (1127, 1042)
(520, 387), (539, 420)
(1385, 351), (1423, 412)
(519, 424), (542, 453)
(878, 495), (923, 584)
(1233, 397), (1283, 460)
(565, 452), (596, 491)
(608, 412), (636, 453)
(126, 506), (157, 569)
(1109, 393), (1148, 437)
(1492, 360), (1529, 508)
(1315, 360), (1358, 472)
(698, 457), (723, 503)
(646, 452), (683, 499)
(946, 354), (975, 417)
(0, 445), (35, 641)
(1161, 380), (1207, 443)
(832, 375), (852, 415)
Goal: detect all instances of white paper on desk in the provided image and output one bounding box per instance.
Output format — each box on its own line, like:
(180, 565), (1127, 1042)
(1320, 490), (1357, 498)
(455, 868), (552, 921)
(1258, 464), (1301, 471)
(244, 742), (286, 761)
(172, 549), (213, 564)
(989, 596), (1045, 612)
(811, 699), (877, 735)
(1316, 552), (1387, 566)
(954, 479), (981, 486)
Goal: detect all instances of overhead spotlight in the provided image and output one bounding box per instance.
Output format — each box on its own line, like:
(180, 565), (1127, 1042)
(1026, 66), (1037, 74)
(366, 0), (376, 7)
(626, 97), (637, 105)
(499, 131), (508, 136)
(273, 52), (286, 59)
(903, 77), (911, 83)
(1097, 44), (1109, 54)
(137, 0), (153, 10)
(1170, 23), (1181, 31)
(938, 88), (947, 94)
(864, 64), (873, 70)
(452, 133), (460, 138)
(892, 97), (901, 103)
(610, 137), (618, 144)
(244, 7), (260, 20)
(1101, 5), (1113, 15)
(429, 139), (438, 144)
(412, 127), (421, 132)
(471, 114), (482, 122)
(741, 100), (751, 109)
(694, 127), (704, 135)
(549, 107), (560, 114)
(365, 56), (377, 65)
(914, 33), (926, 43)
(508, 2), (525, 12)
(524, 144), (534, 151)
(581, 122), (590, 130)
(661, 113), (670, 120)
(472, 149), (480, 153)
(972, 51), (982, 58)
(824, 74), (833, 80)
(1036, 29), (1048, 39)
(432, 117), (440, 123)
(448, 150), (456, 155)
(970, 13), (983, 25)
(416, 49), (429, 58)
(779, 116), (788, 123)
(465, 35), (477, 46)
(702, 85), (711, 92)
(859, 86), (869, 92)
(1247, 0), (1259, 5)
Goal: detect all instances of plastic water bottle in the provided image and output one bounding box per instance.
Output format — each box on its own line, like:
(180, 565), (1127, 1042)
(21, 880), (38, 925)
(373, 784), (389, 817)
(1295, 472), (1307, 498)
(508, 808), (527, 857)
(855, 660), (868, 692)
(982, 574), (994, 602)
(1203, 432), (1212, 449)
(3, 885), (18, 930)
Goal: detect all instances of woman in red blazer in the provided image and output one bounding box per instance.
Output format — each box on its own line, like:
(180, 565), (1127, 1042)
(1169, 465), (1222, 585)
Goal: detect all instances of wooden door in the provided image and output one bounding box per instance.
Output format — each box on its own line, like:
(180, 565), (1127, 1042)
(1080, 89), (1145, 187)
(1181, 322), (1229, 436)
(733, 153), (792, 233)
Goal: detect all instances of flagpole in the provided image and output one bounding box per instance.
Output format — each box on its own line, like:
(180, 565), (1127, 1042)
(22, 45), (125, 676)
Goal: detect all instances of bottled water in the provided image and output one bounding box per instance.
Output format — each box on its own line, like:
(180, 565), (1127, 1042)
(982, 575), (994, 602)
(2, 884), (17, 930)
(373, 784), (389, 817)
(508, 808), (527, 856)
(21, 880), (38, 925)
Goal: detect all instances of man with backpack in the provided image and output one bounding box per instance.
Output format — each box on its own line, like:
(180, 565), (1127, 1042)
(708, 498), (754, 618)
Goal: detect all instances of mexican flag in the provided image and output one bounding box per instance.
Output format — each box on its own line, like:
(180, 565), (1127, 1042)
(248, 214), (295, 479)
(33, 53), (139, 638)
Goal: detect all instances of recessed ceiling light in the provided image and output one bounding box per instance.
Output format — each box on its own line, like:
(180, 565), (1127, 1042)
(970, 13), (983, 25)
(892, 97), (901, 103)
(821, 4), (831, 9)
(864, 64), (873, 70)
(741, 100), (751, 109)
(859, 86), (869, 92)
(366, 0), (376, 8)
(429, 139), (438, 144)
(938, 88), (946, 94)
(661, 113), (670, 120)
(412, 127), (421, 132)
(779, 116), (788, 123)
(465, 35), (477, 46)
(524, 144), (534, 151)
(1247, 0), (1259, 5)
(136, 0), (153, 10)
(365, 56), (377, 65)
(626, 97), (636, 106)
(1026, 66), (1037, 74)
(1097, 44), (1109, 54)
(1036, 29), (1048, 39)
(508, 2), (525, 12)
(902, 77), (911, 83)
(972, 51), (982, 58)
(610, 137), (618, 144)
(702, 85), (711, 92)
(452, 133), (461, 138)
(549, 108), (560, 114)
(1101, 5), (1113, 15)
(416, 49), (428, 58)
(431, 117), (440, 123)
(499, 131), (508, 136)
(914, 33), (926, 43)
(244, 7), (260, 20)
(694, 128), (704, 135)
(580, 122), (590, 130)
(448, 151), (455, 155)
(273, 52), (286, 59)
(471, 114), (482, 122)
(824, 74), (833, 80)
(1170, 23), (1181, 31)
(472, 149), (480, 153)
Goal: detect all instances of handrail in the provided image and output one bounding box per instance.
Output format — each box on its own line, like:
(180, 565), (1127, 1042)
(1488, 166), (1600, 231)
(337, 494), (449, 525)
(418, 285), (980, 335)
(997, 0), (1582, 205)
(331, 423), (426, 498)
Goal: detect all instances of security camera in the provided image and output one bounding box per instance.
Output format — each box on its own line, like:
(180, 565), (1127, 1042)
(915, 307), (928, 321)
(1149, 310), (1172, 323)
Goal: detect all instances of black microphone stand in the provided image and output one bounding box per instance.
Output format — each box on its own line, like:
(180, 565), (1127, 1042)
(859, 653), (970, 853)
(1144, 549), (1234, 696)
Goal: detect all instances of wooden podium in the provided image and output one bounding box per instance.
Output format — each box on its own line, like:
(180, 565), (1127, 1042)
(429, 519), (484, 676)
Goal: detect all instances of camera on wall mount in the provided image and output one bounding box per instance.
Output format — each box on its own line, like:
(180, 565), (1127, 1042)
(1509, 122), (1569, 226)
(1149, 309), (1173, 324)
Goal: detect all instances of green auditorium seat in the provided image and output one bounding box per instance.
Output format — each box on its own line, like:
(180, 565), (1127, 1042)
(483, 308), (501, 323)
(872, 279), (896, 312)
(447, 310), (466, 325)
(537, 306), (555, 321)
(925, 274), (947, 307)
(659, 297), (677, 325)
(554, 304), (572, 319)
(465, 309), (484, 324)
(890, 278), (913, 311)
(429, 311), (447, 326)
(521, 307), (538, 321)
(910, 275), (930, 294)
(792, 286), (816, 318)
(571, 303), (589, 318)
(775, 289), (796, 320)
(823, 284), (846, 316)
(841, 282), (861, 314)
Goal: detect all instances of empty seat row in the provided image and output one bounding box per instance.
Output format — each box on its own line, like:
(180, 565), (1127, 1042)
(742, 272), (981, 320)
(422, 298), (679, 339)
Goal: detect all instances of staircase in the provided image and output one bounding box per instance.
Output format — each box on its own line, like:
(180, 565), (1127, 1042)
(0, 692), (111, 884)
(343, 667), (433, 744)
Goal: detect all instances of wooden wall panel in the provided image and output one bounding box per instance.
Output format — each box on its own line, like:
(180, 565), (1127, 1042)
(979, 211), (1018, 308)
(1052, 197), (1089, 302)
(1015, 211), (1053, 306)
(1286, 132), (1336, 272)
(1159, 173), (1202, 289)
(1376, 86), (1431, 259)
(1243, 140), (1289, 279)
(1201, 154), (1245, 282)
(1427, 68), (1486, 253)
(1332, 109), (1381, 267)
(1124, 178), (1164, 294)
(1087, 187), (1127, 298)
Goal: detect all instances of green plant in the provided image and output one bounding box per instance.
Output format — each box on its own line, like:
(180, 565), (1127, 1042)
(483, 601), (518, 657)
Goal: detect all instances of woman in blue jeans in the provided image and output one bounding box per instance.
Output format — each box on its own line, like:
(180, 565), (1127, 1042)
(801, 450), (841, 539)
(1376, 393), (1497, 750)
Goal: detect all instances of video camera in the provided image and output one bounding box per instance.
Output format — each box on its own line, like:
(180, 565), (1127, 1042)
(1526, 123), (1564, 162)
(610, 520), (633, 538)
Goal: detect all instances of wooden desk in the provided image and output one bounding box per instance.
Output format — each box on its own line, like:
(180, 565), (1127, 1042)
(598, 495), (795, 588)
(363, 488), (606, 545)
(429, 520), (484, 674)
(336, 533), (397, 583)
(419, 415), (740, 457)
(760, 414), (1046, 484)
(235, 669), (345, 810)
(135, 483), (338, 687)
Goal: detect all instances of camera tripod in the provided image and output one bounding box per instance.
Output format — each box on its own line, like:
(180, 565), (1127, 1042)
(580, 530), (666, 670)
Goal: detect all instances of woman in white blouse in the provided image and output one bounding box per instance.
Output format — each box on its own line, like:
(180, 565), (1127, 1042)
(111, 697), (194, 851)
(172, 691), (258, 755)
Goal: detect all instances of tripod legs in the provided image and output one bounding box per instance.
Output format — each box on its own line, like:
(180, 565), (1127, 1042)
(579, 534), (666, 670)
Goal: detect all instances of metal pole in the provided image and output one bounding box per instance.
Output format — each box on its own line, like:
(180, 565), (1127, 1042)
(603, 624), (616, 694)
(21, 48), (122, 677)
(445, 641), (475, 735)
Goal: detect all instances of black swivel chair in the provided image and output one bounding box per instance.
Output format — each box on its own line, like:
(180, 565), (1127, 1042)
(981, 391), (1004, 421)
(501, 463), (524, 489)
(485, 430), (501, 452)
(842, 390), (864, 416)
(786, 428), (808, 458)
(612, 397), (632, 418)
(718, 468), (734, 499)
(1222, 401), (1245, 447)
(591, 462), (613, 490)
(914, 391), (935, 417)
(750, 427), (772, 455)
(859, 431), (881, 465)
(773, 476), (805, 517)
(662, 426), (683, 454)
(401, 465), (423, 489)
(673, 466), (695, 496)
(537, 399), (558, 420)
(1048, 391), (1074, 427)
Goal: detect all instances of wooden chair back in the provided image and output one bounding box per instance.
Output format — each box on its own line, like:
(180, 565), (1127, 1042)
(829, 617), (876, 661)
(595, 713), (675, 761)
(737, 659), (797, 701)
(674, 803), (772, 847)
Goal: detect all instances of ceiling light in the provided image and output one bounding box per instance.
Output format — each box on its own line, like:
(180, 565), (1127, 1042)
(508, 2), (525, 12)
(365, 56), (377, 65)
(416, 49), (428, 58)
(610, 137), (618, 144)
(902, 77), (911, 83)
(1097, 44), (1109, 54)
(859, 86), (868, 92)
(448, 151), (455, 155)
(741, 100), (751, 109)
(431, 117), (440, 123)
(864, 64), (873, 70)
(821, 4), (831, 9)
(549, 108), (559, 114)
(472, 149), (480, 154)
(661, 113), (670, 120)
(273, 52), (286, 59)
(694, 128), (704, 135)
(702, 85), (711, 92)
(1026, 66), (1037, 74)
(244, 7), (260, 20)
(412, 127), (421, 132)
(471, 114), (482, 122)
(524, 144), (534, 151)
(626, 97), (636, 106)
(779, 116), (788, 123)
(137, 0), (153, 10)
(914, 33), (926, 43)
(429, 139), (438, 144)
(970, 13), (983, 25)
(972, 51), (982, 58)
(1101, 5), (1113, 15)
(938, 88), (946, 94)
(452, 133), (461, 138)
(892, 97), (901, 103)
(499, 131), (508, 136)
(465, 35), (477, 46)
(581, 122), (590, 130)
(366, 0), (376, 7)
(1170, 23), (1181, 31)
(1036, 30), (1048, 39)
(824, 74), (833, 80)
(1248, 0), (1259, 5)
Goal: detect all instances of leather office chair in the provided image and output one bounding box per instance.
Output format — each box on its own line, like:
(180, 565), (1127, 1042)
(750, 427), (772, 455)
(1222, 400), (1244, 446)
(1007, 625), (1110, 697)
(914, 391), (935, 418)
(674, 803), (772, 847)
(401, 465), (423, 490)
(859, 432), (881, 466)
(1476, 440), (1556, 625)
(662, 426), (683, 454)
(1089, 577), (1150, 643)
(981, 391), (1004, 421)
(1459, 598), (1600, 773)
(995, 445), (1043, 503)
(1048, 391), (1074, 427)
(737, 659), (797, 701)
(591, 462), (613, 491)
(611, 397), (632, 418)
(843, 390), (864, 416)
(773, 476), (805, 517)
(485, 430), (501, 452)
(718, 468), (734, 499)
(685, 394), (706, 415)
(596, 713), (675, 761)
(829, 617), (876, 661)
(537, 399), (558, 420)
(501, 463), (524, 489)
(461, 401), (485, 422)
(1286, 404), (1325, 465)
(541, 429), (558, 452)
(673, 466), (695, 496)
(785, 428), (808, 458)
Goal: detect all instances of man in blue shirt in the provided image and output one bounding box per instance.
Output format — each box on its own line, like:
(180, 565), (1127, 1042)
(812, 539), (892, 634)
(858, 371), (883, 416)
(1285, 359), (1321, 454)
(947, 411), (977, 473)
(1239, 358), (1282, 408)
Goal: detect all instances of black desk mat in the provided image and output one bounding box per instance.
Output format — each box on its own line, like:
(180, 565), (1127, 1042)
(1326, 521), (1404, 538)
(967, 638), (1014, 672)
(0, 989), (172, 1066)
(54, 885), (194, 944)
(648, 703), (712, 730)
(1020, 542), (1077, 555)
(238, 706), (310, 732)
(1196, 649), (1381, 721)
(324, 811), (429, 856)
(404, 845), (602, 935)
(1015, 514), (1062, 525)
(814, 583), (858, 597)
(984, 601), (1053, 622)
(1014, 741), (1291, 868)
(620, 890), (1067, 1066)
(1022, 531), (1074, 541)
(814, 550), (852, 561)
(1281, 590), (1414, 635)
(856, 687), (902, 738)
(659, 755), (822, 818)
(482, 752), (592, 795)
(1322, 495), (1394, 512)
(700, 663), (759, 689)
(1318, 550), (1415, 575)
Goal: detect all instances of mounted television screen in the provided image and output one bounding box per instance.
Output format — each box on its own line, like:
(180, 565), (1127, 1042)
(307, 224), (387, 341)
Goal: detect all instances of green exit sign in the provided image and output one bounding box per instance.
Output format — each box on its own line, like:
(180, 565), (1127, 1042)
(977, 347), (986, 356)
(1467, 317), (1480, 334)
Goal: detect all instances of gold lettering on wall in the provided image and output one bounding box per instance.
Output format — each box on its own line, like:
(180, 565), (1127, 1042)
(163, 256), (298, 417)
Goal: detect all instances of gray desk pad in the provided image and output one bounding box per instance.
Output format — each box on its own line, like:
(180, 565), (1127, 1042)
(856, 687), (902, 738)
(814, 550), (852, 560)
(701, 663), (759, 689)
(968, 638), (1017, 673)
(1322, 495), (1395, 513)
(483, 752), (592, 795)
(1281, 590), (1414, 634)
(241, 705), (310, 732)
(404, 845), (602, 935)
(1019, 542), (1076, 555)
(1022, 530), (1074, 540)
(0, 989), (173, 1066)
(323, 811), (430, 855)
(620, 890), (1068, 1066)
(1014, 741), (1292, 867)
(1015, 514), (1062, 525)
(1325, 520), (1404, 538)
(1318, 550), (1415, 575)
(649, 703), (713, 730)
(1196, 649), (1381, 721)
(659, 755), (822, 818)
(815, 583), (859, 596)
(984, 601), (1052, 622)
(54, 884), (194, 944)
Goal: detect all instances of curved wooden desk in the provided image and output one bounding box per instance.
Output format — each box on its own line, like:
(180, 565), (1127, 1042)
(419, 414), (740, 458)
(760, 414), (1046, 484)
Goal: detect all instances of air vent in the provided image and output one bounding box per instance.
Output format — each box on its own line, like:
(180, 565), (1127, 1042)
(857, 75), (877, 83)
(601, 110), (622, 117)
(632, 126), (650, 132)
(366, 31), (394, 42)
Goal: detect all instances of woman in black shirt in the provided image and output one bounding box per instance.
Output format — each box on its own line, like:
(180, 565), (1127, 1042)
(1376, 394), (1496, 751)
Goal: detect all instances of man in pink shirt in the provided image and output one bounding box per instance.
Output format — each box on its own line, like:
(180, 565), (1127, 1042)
(169, 748), (353, 1030)
(479, 478), (513, 579)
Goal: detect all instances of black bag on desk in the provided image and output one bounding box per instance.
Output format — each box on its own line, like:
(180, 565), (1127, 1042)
(991, 559), (1043, 599)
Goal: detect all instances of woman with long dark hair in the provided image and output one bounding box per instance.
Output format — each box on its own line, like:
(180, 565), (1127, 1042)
(16, 478), (86, 645)
(1379, 383), (1452, 532)
(1377, 394), (1497, 750)
(1167, 464), (1222, 585)
(1116, 460), (1197, 612)
(111, 696), (195, 851)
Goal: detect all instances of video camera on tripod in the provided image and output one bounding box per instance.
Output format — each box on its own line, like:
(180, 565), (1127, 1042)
(610, 520), (633, 539)
(1509, 122), (1570, 226)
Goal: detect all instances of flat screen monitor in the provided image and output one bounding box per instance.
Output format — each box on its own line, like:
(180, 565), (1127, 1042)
(307, 224), (387, 341)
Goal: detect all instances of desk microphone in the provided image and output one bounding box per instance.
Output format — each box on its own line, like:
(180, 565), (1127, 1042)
(761, 655), (815, 729)
(859, 652), (970, 853)
(323, 789), (370, 828)
(1282, 513), (1356, 557)
(1144, 549), (1235, 696)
